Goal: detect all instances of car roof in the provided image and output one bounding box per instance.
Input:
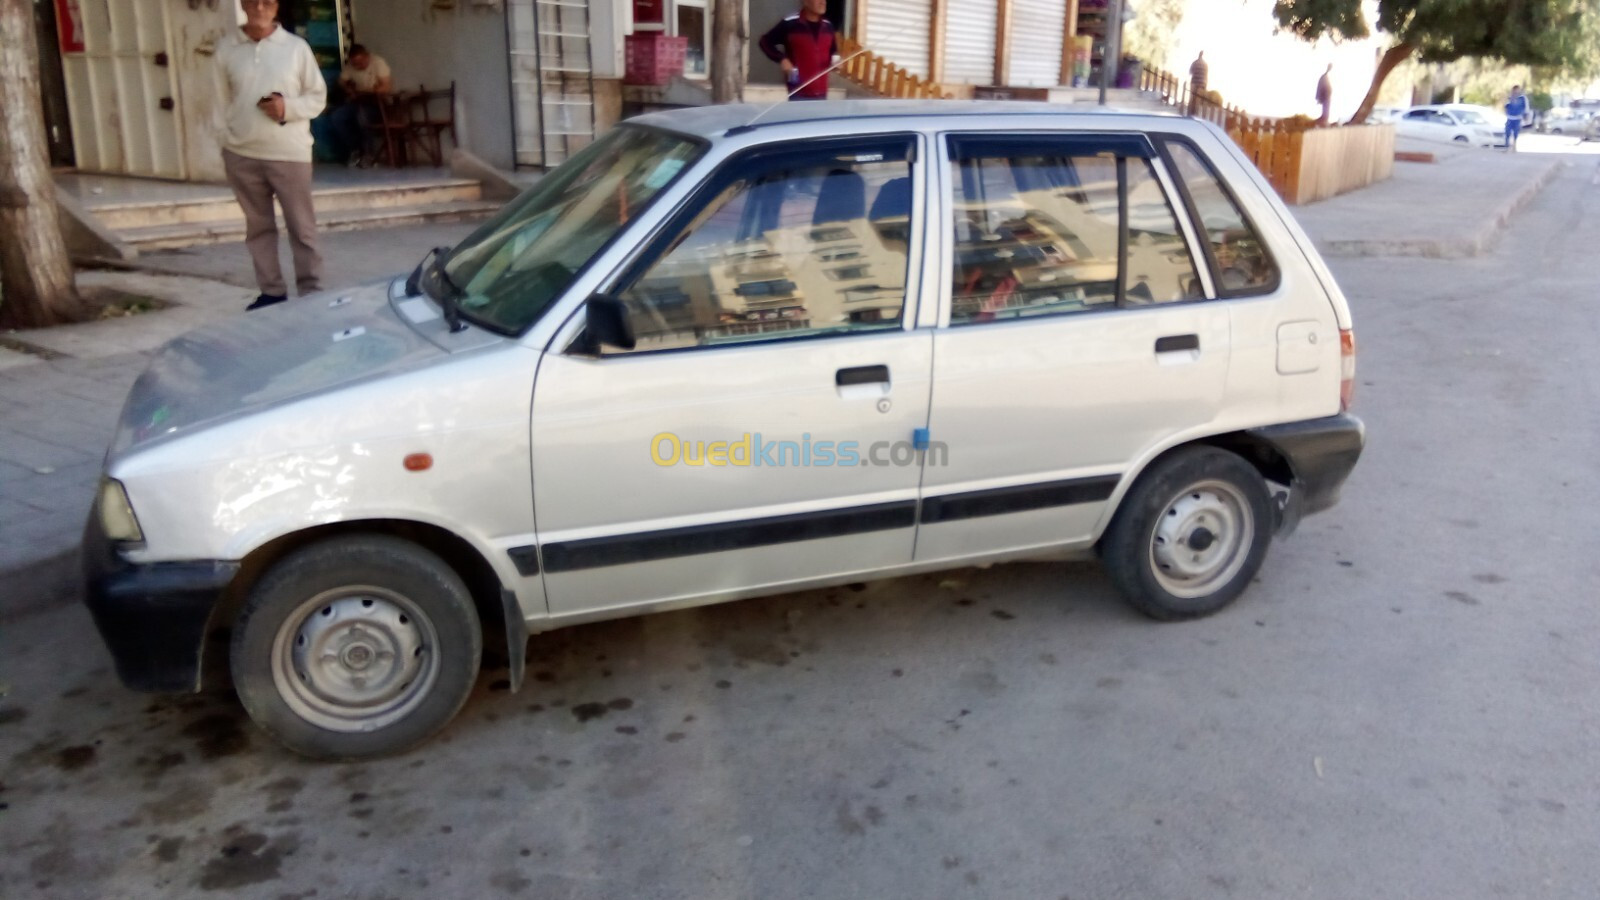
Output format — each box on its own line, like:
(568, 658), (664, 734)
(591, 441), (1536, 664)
(626, 100), (1185, 140)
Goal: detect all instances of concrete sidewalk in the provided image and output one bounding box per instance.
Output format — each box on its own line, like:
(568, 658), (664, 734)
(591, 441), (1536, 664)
(0, 153), (1573, 617)
(1293, 143), (1565, 258)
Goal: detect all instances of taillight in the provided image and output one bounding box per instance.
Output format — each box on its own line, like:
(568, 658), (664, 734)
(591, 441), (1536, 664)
(1339, 329), (1356, 411)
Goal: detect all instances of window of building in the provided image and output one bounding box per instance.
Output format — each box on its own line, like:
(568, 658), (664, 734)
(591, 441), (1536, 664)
(676, 0), (709, 77)
(612, 141), (915, 353)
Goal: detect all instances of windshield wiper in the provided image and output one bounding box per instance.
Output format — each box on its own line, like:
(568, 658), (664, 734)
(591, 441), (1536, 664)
(406, 246), (468, 333)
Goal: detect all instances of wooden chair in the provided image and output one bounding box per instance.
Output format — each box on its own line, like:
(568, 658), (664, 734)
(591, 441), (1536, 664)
(409, 82), (458, 167)
(361, 93), (415, 167)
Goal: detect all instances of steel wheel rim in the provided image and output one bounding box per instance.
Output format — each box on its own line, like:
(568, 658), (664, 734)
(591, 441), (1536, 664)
(270, 586), (440, 733)
(1148, 479), (1254, 600)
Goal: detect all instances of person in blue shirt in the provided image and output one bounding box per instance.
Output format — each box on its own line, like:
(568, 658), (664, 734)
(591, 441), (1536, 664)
(1504, 86), (1530, 151)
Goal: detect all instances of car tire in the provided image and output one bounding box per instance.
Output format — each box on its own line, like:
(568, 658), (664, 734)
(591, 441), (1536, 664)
(1453, 135), (1470, 143)
(231, 535), (482, 760)
(1100, 447), (1273, 621)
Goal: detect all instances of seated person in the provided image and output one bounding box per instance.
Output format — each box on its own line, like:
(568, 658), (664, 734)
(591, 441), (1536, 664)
(330, 44), (393, 164)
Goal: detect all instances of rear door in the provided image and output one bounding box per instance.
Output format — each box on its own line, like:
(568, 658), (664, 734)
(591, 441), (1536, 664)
(915, 132), (1229, 563)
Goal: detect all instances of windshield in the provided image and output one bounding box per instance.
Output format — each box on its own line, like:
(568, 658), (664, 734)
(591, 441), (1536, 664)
(1454, 110), (1489, 124)
(441, 126), (705, 334)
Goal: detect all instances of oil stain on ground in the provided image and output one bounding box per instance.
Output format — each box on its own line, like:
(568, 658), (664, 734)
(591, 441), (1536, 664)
(197, 831), (299, 891)
(56, 745), (97, 771)
(182, 713), (249, 759)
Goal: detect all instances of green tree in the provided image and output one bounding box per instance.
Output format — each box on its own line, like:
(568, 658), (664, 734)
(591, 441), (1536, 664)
(1273, 0), (1600, 123)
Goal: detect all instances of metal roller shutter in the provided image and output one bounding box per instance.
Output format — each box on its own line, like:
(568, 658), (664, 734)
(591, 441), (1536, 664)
(1006, 0), (1065, 87)
(865, 0), (930, 79)
(943, 0), (998, 85)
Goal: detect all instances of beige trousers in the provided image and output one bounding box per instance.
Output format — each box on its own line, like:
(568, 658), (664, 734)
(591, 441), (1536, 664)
(222, 149), (324, 297)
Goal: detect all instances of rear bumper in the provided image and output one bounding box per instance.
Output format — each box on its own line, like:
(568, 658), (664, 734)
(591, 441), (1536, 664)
(1248, 413), (1365, 534)
(81, 512), (238, 693)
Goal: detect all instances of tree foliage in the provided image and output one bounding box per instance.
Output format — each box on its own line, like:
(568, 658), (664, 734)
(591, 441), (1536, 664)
(1273, 0), (1600, 122)
(1124, 0), (1188, 71)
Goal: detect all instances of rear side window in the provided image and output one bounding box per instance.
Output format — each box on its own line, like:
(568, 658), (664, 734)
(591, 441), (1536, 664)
(1161, 140), (1278, 295)
(949, 137), (1202, 326)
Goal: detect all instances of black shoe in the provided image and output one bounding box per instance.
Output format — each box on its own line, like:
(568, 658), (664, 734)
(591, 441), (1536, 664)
(246, 294), (288, 311)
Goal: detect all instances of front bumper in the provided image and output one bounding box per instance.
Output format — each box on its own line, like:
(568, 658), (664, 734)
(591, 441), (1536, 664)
(81, 512), (238, 693)
(1248, 413), (1365, 534)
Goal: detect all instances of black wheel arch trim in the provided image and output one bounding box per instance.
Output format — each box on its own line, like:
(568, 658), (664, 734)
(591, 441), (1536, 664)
(1244, 413), (1365, 534)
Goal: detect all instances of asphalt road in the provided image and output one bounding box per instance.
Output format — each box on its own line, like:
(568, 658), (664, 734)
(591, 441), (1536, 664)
(3, 159), (1599, 900)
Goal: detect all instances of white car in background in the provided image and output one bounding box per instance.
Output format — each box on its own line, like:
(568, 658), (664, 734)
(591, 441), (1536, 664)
(1396, 104), (1503, 147)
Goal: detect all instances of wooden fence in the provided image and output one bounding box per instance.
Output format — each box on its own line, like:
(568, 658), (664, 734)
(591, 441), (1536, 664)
(835, 37), (954, 100)
(1139, 66), (1393, 205)
(1293, 124), (1395, 204)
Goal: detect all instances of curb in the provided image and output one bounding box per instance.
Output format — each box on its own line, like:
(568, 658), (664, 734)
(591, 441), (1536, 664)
(1317, 159), (1562, 258)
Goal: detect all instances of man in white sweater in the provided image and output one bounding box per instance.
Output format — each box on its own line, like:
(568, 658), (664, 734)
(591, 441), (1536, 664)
(217, 0), (327, 310)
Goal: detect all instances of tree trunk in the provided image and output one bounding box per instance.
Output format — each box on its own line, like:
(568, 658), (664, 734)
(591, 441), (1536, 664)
(710, 0), (747, 104)
(0, 0), (85, 329)
(1347, 41), (1416, 126)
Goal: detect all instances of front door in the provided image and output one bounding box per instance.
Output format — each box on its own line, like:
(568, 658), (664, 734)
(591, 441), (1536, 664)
(61, 0), (186, 178)
(532, 135), (934, 617)
(916, 132), (1230, 563)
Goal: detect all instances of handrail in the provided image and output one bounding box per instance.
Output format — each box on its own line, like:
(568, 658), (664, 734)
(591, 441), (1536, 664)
(834, 36), (954, 100)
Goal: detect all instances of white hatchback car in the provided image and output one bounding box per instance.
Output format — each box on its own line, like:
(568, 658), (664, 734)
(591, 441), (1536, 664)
(85, 102), (1364, 759)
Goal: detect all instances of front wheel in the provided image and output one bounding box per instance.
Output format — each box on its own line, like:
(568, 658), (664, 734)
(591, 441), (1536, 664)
(231, 536), (482, 759)
(1100, 447), (1274, 621)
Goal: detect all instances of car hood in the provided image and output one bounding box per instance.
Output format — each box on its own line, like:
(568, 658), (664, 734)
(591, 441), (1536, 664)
(112, 281), (462, 455)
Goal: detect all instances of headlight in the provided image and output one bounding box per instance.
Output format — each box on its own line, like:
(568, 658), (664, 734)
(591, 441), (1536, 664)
(98, 478), (144, 543)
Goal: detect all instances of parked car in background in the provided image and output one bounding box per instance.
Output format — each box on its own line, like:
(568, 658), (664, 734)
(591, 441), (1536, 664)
(1395, 104), (1502, 147)
(1365, 106), (1405, 124)
(1536, 108), (1587, 132)
(83, 102), (1364, 760)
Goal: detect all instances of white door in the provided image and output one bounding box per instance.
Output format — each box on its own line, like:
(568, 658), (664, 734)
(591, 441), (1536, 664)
(532, 135), (934, 617)
(61, 0), (186, 178)
(917, 132), (1228, 563)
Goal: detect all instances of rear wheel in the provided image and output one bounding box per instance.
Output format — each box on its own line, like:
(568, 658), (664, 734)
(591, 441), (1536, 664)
(1101, 447), (1273, 621)
(231, 536), (482, 759)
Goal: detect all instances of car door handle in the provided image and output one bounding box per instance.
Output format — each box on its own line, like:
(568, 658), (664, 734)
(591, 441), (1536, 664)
(1155, 334), (1200, 353)
(836, 365), (890, 386)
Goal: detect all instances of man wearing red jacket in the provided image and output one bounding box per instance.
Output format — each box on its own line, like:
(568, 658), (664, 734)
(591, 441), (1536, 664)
(758, 0), (836, 100)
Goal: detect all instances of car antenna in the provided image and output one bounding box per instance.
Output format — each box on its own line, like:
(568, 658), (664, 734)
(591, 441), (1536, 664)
(727, 27), (922, 136)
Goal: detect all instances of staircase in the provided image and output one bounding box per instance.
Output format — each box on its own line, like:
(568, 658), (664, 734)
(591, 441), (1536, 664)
(90, 177), (500, 252)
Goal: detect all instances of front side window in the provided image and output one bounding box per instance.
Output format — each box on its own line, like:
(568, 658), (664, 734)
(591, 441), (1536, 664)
(949, 140), (1201, 325)
(1162, 139), (1278, 294)
(442, 126), (704, 335)
(609, 140), (915, 353)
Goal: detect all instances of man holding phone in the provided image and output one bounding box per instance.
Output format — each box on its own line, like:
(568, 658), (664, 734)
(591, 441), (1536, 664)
(217, 0), (327, 310)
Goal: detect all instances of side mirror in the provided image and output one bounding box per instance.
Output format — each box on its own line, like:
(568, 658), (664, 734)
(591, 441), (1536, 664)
(581, 294), (635, 353)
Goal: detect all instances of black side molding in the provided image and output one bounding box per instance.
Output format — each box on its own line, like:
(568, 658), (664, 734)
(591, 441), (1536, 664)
(541, 500), (917, 573)
(507, 545), (541, 576)
(921, 475), (1120, 524)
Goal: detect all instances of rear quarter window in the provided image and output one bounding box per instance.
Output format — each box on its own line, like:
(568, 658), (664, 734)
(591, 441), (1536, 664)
(1160, 139), (1279, 296)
